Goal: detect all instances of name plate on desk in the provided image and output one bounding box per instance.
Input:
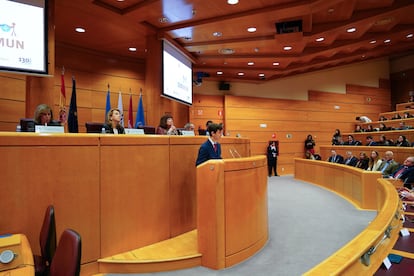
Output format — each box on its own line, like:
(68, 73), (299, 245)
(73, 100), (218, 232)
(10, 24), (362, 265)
(35, 125), (64, 133)
(180, 130), (195, 136)
(125, 128), (145, 135)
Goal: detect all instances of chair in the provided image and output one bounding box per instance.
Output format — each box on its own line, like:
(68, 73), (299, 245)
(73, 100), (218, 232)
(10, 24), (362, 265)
(138, 125), (156, 134)
(85, 122), (104, 133)
(34, 205), (57, 276)
(49, 229), (82, 276)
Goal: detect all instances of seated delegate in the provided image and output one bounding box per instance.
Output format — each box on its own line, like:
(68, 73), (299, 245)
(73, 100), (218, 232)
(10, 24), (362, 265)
(34, 104), (61, 126)
(103, 108), (125, 134)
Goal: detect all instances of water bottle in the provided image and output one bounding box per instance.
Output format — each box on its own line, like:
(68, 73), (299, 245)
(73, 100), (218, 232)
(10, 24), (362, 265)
(16, 125), (21, 132)
(101, 127), (106, 134)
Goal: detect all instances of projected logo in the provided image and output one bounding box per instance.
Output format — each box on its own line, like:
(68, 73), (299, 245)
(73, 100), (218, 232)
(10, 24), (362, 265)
(0, 22), (16, 36)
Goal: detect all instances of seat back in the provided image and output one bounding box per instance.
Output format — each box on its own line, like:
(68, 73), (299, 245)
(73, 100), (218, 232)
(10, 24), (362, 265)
(49, 229), (82, 276)
(39, 205), (57, 266)
(85, 122), (104, 133)
(138, 125), (156, 134)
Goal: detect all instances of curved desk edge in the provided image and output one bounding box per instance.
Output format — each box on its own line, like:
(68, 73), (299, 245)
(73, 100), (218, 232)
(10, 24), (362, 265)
(295, 159), (402, 275)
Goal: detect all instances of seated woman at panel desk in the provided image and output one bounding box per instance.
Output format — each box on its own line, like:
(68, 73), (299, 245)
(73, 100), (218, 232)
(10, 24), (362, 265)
(103, 108), (125, 134)
(34, 104), (61, 126)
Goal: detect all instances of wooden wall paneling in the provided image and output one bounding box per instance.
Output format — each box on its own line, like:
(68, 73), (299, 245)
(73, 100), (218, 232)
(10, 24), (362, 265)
(169, 137), (202, 236)
(99, 136), (171, 257)
(0, 134), (101, 264)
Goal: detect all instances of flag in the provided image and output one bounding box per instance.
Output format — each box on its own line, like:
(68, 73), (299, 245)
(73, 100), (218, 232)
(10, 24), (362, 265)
(135, 89), (145, 127)
(105, 85), (111, 122)
(117, 91), (124, 127)
(128, 93), (133, 128)
(68, 77), (78, 133)
(59, 68), (67, 124)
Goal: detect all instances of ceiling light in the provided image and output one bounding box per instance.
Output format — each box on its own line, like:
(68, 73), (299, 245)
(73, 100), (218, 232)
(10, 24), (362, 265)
(75, 27), (85, 33)
(238, 72), (244, 76)
(159, 17), (169, 23)
(213, 32), (222, 37)
(369, 40), (376, 44)
(406, 33), (413, 38)
(217, 71), (223, 75)
(258, 73), (265, 77)
(247, 62), (254, 66)
(283, 46), (292, 51)
(128, 47), (137, 52)
(315, 37), (325, 42)
(247, 27), (257, 33)
(227, 0), (239, 4)
(384, 39), (391, 43)
(347, 27), (356, 33)
(219, 48), (235, 54)
(273, 62), (280, 66)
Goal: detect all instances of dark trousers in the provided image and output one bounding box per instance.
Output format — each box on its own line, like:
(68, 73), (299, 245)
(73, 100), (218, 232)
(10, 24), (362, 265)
(268, 158), (278, 176)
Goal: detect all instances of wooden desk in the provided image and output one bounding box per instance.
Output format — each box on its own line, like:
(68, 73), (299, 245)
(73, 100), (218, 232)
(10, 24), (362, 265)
(0, 234), (34, 276)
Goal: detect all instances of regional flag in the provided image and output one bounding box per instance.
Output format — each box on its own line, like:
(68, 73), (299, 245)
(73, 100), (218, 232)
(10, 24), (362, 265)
(117, 91), (124, 127)
(59, 68), (67, 124)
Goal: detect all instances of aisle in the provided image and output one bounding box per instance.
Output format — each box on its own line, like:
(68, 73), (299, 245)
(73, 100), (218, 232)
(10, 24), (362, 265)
(106, 175), (376, 276)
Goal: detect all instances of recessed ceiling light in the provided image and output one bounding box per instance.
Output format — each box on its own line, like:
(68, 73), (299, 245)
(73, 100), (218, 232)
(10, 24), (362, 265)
(315, 37), (325, 42)
(369, 40), (377, 44)
(238, 72), (244, 76)
(258, 73), (265, 77)
(75, 27), (85, 33)
(219, 48), (235, 54)
(273, 62), (280, 66)
(247, 27), (257, 33)
(347, 27), (356, 33)
(129, 47), (137, 52)
(406, 33), (413, 38)
(159, 17), (168, 23)
(217, 71), (223, 75)
(247, 62), (254, 66)
(283, 46), (292, 51)
(213, 32), (222, 37)
(384, 39), (391, 43)
(227, 0), (239, 4)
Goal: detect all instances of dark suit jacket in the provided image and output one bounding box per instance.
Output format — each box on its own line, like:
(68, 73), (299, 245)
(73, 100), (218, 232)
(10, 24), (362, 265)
(378, 160), (399, 176)
(103, 123), (125, 134)
(392, 166), (414, 185)
(344, 156), (358, 166)
(328, 155), (344, 163)
(195, 140), (222, 166)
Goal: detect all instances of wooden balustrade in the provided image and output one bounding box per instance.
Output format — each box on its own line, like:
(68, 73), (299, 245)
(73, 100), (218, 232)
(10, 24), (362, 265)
(295, 159), (402, 275)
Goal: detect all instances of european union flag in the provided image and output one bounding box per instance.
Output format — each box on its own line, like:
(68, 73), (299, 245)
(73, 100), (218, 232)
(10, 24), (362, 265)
(68, 77), (78, 133)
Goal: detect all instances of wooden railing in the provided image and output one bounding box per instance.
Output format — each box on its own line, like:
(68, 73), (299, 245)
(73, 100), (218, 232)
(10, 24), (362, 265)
(295, 159), (402, 275)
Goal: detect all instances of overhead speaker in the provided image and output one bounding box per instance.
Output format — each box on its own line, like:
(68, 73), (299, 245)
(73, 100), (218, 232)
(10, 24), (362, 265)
(275, 20), (302, 34)
(219, 82), (230, 91)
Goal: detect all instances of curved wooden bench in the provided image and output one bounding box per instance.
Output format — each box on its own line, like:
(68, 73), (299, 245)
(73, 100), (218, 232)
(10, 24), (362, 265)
(294, 159), (402, 275)
(319, 145), (414, 165)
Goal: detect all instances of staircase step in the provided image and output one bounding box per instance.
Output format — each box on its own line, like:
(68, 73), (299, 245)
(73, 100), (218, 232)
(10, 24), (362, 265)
(96, 229), (201, 274)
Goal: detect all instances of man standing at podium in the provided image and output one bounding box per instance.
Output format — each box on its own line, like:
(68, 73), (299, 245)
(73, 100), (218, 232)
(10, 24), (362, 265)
(195, 123), (223, 166)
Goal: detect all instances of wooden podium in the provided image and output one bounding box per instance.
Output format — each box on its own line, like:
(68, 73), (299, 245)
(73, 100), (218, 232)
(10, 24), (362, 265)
(196, 155), (268, 269)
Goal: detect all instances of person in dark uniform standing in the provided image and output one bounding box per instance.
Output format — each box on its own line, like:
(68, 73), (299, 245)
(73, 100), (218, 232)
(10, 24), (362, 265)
(267, 141), (279, 177)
